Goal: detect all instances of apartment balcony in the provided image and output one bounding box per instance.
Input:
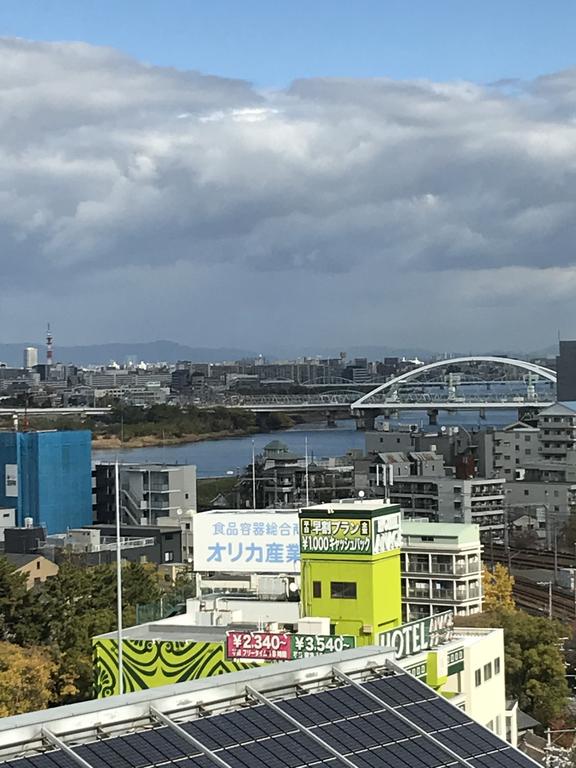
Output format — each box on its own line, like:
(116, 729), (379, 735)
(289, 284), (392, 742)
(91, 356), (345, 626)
(471, 492), (504, 501)
(430, 562), (454, 575)
(407, 589), (431, 599)
(404, 563), (430, 574)
(541, 445), (570, 455)
(431, 589), (454, 601)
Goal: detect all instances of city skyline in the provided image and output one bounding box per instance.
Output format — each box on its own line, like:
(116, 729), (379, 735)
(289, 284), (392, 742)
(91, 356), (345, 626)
(1, 6), (576, 350)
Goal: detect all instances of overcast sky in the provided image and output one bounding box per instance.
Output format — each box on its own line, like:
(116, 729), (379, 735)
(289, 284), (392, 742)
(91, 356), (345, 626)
(2, 27), (576, 352)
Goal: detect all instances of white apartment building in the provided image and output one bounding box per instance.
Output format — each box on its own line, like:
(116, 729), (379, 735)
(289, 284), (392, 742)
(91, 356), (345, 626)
(391, 622), (513, 743)
(400, 521), (482, 622)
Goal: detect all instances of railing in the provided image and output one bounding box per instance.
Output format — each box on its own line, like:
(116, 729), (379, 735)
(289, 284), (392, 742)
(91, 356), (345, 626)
(407, 589), (431, 599)
(432, 589), (454, 600)
(94, 537), (156, 552)
(404, 563), (430, 573)
(430, 562), (454, 574)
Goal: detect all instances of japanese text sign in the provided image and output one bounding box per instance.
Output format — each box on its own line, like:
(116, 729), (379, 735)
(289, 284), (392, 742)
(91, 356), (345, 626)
(300, 517), (372, 554)
(300, 511), (401, 556)
(226, 631), (291, 660)
(226, 631), (356, 661)
(193, 512), (300, 573)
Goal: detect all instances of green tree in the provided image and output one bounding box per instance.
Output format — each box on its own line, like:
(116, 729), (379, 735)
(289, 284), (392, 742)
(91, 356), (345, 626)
(29, 558), (166, 703)
(0, 556), (44, 645)
(459, 609), (570, 725)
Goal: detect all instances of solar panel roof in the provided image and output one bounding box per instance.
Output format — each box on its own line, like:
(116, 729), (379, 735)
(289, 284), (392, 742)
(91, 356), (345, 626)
(1, 668), (539, 768)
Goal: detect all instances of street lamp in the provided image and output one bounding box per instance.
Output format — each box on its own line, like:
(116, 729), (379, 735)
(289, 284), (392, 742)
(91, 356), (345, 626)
(537, 580), (553, 620)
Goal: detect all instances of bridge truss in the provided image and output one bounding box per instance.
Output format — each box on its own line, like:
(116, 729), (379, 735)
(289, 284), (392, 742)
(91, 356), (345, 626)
(351, 356), (557, 412)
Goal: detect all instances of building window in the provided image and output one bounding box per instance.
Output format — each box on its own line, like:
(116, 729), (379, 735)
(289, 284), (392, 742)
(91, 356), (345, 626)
(330, 581), (357, 599)
(524, 490), (529, 496)
(494, 657), (501, 675)
(484, 662), (492, 681)
(475, 669), (481, 687)
(164, 552), (174, 562)
(313, 581), (322, 598)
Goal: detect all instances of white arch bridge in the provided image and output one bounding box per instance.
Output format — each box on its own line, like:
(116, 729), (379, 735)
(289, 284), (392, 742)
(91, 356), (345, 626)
(350, 356), (556, 416)
(223, 357), (557, 421)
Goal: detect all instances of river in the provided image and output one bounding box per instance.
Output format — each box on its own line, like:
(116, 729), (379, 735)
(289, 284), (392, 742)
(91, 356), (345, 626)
(92, 410), (517, 478)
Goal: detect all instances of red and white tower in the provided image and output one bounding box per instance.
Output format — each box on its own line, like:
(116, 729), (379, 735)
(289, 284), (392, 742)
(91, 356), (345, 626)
(46, 323), (53, 366)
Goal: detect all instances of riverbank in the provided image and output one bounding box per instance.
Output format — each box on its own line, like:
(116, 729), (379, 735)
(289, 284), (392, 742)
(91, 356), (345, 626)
(91, 427), (262, 449)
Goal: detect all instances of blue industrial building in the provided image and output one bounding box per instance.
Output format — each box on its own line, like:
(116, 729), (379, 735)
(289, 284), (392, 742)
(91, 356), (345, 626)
(0, 430), (92, 533)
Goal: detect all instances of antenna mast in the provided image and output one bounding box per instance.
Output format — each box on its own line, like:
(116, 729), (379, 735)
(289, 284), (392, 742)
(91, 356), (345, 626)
(46, 323), (53, 367)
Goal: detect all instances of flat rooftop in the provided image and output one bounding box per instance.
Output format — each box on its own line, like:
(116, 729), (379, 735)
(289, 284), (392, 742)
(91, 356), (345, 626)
(304, 500), (398, 512)
(0, 646), (537, 767)
(401, 520), (481, 545)
(199, 509), (296, 516)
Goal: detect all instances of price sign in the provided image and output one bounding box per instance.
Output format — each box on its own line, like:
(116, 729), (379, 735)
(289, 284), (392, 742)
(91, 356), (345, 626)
(225, 631), (356, 661)
(291, 634), (356, 658)
(226, 631), (291, 660)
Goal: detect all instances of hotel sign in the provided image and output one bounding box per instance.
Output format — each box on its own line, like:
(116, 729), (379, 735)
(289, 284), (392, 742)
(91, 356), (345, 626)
(379, 611), (454, 661)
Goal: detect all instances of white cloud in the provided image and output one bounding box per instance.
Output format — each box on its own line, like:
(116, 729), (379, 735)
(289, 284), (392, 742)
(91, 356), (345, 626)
(2, 38), (576, 349)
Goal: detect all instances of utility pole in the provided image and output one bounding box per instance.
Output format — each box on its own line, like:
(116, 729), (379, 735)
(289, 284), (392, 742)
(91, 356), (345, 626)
(538, 580), (553, 620)
(115, 460), (124, 694)
(554, 515), (558, 586)
(504, 505), (511, 571)
(251, 440), (256, 511)
(305, 436), (310, 507)
(489, 527), (494, 570)
(573, 543), (576, 621)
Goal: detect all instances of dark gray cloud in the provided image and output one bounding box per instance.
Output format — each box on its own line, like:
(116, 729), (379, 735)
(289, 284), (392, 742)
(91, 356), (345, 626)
(1, 38), (576, 351)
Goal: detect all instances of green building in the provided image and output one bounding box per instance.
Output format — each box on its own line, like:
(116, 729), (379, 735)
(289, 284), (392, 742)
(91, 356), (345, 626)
(299, 500), (402, 644)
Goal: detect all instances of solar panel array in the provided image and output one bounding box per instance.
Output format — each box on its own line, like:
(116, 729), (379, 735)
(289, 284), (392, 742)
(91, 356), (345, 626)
(1, 671), (538, 768)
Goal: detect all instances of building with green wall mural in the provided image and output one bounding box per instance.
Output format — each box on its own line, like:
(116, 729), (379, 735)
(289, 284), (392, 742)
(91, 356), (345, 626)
(299, 500), (403, 644)
(92, 625), (260, 698)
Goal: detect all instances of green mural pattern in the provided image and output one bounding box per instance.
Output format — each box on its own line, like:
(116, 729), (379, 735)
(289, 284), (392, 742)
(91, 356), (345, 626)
(93, 639), (258, 698)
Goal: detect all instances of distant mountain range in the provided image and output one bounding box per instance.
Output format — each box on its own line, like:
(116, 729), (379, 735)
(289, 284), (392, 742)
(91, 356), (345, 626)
(0, 340), (561, 367)
(0, 341), (259, 367)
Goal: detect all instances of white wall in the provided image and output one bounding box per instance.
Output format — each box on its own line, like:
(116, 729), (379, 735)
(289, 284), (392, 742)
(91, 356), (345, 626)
(458, 628), (513, 744)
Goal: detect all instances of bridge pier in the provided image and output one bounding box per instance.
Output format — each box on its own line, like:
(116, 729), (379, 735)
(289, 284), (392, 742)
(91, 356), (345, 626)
(326, 410), (337, 428)
(427, 408), (438, 426)
(479, 408), (486, 420)
(353, 410), (376, 431)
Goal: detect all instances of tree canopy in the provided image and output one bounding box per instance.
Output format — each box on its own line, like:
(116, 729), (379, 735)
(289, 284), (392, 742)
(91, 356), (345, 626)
(482, 563), (516, 612)
(459, 607), (570, 725)
(0, 641), (55, 717)
(0, 555), (168, 711)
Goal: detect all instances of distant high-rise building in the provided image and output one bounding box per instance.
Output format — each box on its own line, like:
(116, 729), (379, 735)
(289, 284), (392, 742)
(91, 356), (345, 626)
(556, 340), (576, 401)
(0, 430), (92, 533)
(23, 347), (38, 369)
